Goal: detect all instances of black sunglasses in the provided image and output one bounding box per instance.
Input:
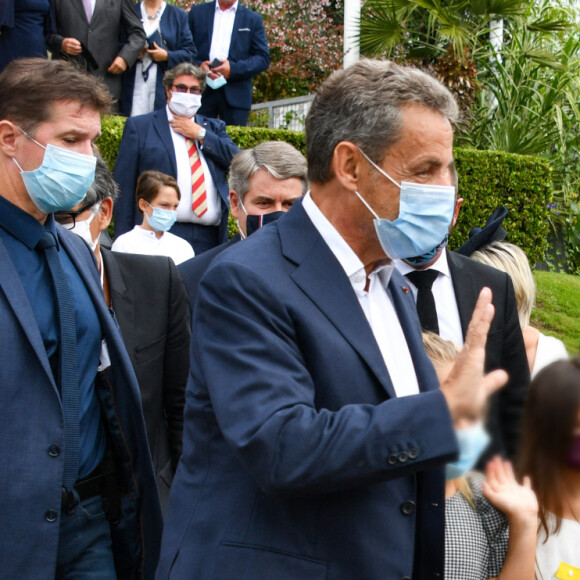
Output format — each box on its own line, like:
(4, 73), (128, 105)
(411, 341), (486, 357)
(54, 201), (96, 228)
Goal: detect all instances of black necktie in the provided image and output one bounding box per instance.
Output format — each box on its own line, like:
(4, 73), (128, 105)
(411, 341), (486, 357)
(405, 269), (440, 334)
(36, 232), (80, 491)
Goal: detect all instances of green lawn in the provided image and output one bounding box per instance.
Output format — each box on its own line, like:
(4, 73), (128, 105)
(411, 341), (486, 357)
(532, 270), (580, 356)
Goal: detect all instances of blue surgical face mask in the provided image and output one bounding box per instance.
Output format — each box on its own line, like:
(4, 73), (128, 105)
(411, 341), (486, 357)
(144, 202), (177, 232)
(445, 422), (491, 480)
(355, 149), (456, 260)
(403, 235), (449, 268)
(13, 128), (96, 214)
(206, 74), (227, 90)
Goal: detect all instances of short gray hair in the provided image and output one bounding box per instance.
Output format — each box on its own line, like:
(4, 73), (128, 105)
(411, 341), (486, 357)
(229, 141), (308, 204)
(471, 241), (535, 329)
(83, 151), (119, 206)
(163, 62), (206, 93)
(305, 59), (459, 183)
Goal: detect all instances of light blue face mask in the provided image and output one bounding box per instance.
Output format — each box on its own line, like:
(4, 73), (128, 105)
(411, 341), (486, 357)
(145, 202), (178, 232)
(355, 149), (456, 260)
(445, 421), (491, 480)
(206, 74), (227, 90)
(13, 128), (96, 214)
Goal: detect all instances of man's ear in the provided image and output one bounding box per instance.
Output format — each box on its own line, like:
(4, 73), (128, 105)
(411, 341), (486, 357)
(97, 198), (114, 231)
(0, 121), (19, 157)
(230, 190), (240, 219)
(452, 197), (463, 228)
(331, 141), (362, 191)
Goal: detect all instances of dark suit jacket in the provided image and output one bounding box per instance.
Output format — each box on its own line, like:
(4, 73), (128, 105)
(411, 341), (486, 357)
(113, 107), (239, 239)
(47, 0), (146, 99)
(157, 201), (458, 579)
(102, 248), (190, 513)
(446, 250), (530, 463)
(178, 234), (240, 315)
(119, 3), (197, 117)
(0, 225), (162, 578)
(188, 1), (270, 111)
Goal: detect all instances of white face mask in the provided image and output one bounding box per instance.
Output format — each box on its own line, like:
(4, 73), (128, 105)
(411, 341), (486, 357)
(169, 92), (202, 118)
(63, 202), (101, 251)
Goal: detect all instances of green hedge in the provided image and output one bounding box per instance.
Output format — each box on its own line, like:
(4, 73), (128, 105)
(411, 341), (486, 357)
(98, 116), (551, 263)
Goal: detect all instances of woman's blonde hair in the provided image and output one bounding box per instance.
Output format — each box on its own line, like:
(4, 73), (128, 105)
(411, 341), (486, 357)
(471, 241), (535, 330)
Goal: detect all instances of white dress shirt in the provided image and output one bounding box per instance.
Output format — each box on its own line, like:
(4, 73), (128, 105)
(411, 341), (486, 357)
(166, 106), (221, 226)
(111, 226), (195, 265)
(302, 193), (419, 398)
(395, 249), (464, 346)
(209, 1), (238, 61)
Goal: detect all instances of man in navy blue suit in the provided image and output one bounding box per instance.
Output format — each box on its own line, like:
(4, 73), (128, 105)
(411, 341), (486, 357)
(157, 60), (508, 579)
(188, 0), (270, 126)
(113, 62), (240, 254)
(0, 58), (161, 579)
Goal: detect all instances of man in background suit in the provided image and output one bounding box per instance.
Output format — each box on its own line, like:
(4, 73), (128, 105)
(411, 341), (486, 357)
(157, 60), (507, 579)
(47, 0), (146, 100)
(395, 180), (529, 465)
(188, 0), (270, 126)
(55, 154), (191, 515)
(178, 140), (307, 315)
(0, 58), (161, 578)
(114, 62), (240, 254)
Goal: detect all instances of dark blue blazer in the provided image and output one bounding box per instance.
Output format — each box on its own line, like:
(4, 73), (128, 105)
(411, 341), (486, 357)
(113, 107), (239, 238)
(0, 224), (162, 578)
(188, 1), (270, 110)
(157, 201), (458, 580)
(119, 3), (197, 117)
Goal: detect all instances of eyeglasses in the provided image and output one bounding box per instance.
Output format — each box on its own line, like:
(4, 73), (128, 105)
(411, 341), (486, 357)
(172, 84), (202, 95)
(54, 201), (96, 228)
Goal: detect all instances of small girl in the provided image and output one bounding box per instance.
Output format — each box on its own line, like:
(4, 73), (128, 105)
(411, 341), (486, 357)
(112, 170), (194, 265)
(422, 332), (538, 580)
(518, 357), (580, 578)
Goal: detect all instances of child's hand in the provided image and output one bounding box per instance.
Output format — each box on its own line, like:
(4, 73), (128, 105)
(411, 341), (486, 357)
(482, 456), (538, 523)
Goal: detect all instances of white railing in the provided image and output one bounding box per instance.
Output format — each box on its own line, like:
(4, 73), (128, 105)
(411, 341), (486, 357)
(250, 94), (315, 131)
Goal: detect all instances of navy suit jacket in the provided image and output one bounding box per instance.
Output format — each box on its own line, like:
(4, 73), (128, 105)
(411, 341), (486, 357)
(0, 225), (162, 578)
(113, 107), (239, 238)
(157, 201), (458, 580)
(119, 3), (197, 117)
(188, 1), (270, 110)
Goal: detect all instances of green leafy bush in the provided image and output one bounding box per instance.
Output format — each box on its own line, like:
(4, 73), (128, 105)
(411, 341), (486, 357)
(98, 117), (551, 259)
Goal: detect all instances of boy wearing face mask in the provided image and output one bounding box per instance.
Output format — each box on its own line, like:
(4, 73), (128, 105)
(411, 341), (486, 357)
(112, 170), (194, 265)
(423, 332), (538, 580)
(113, 62), (240, 255)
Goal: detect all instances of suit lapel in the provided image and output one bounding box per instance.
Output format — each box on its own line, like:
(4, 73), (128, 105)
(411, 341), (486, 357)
(279, 203), (397, 399)
(388, 271), (439, 393)
(228, 3), (245, 57)
(154, 109), (178, 176)
(447, 251), (476, 339)
(0, 237), (57, 390)
(207, 1), (216, 48)
(72, 0), (89, 24)
(101, 249), (131, 340)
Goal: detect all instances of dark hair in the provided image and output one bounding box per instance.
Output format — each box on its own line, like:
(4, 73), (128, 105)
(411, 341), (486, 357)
(305, 59), (458, 184)
(84, 149), (120, 206)
(135, 170), (180, 215)
(0, 58), (112, 134)
(518, 356), (580, 539)
(163, 62), (206, 93)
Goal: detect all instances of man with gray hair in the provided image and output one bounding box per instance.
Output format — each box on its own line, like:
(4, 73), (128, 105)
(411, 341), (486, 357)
(113, 62), (240, 254)
(178, 140), (307, 314)
(158, 60), (507, 579)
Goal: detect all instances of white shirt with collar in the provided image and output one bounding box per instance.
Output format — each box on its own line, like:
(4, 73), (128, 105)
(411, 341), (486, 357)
(111, 225), (195, 265)
(395, 249), (464, 346)
(302, 193), (419, 398)
(166, 106), (221, 226)
(209, 1), (238, 62)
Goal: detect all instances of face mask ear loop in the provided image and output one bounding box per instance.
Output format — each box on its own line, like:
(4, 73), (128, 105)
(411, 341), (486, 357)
(237, 220), (246, 240)
(353, 190), (380, 220)
(358, 148), (401, 189)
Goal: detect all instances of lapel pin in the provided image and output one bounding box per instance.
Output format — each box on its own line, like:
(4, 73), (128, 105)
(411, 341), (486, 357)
(402, 286), (409, 294)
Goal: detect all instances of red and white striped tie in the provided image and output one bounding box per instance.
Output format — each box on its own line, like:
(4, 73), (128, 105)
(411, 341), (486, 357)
(186, 138), (207, 217)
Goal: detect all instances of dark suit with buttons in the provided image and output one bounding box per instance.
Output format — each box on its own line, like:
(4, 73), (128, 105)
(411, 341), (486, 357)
(102, 248), (190, 514)
(446, 251), (529, 464)
(157, 200), (458, 579)
(46, 0), (146, 100)
(188, 1), (270, 126)
(113, 107), (239, 253)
